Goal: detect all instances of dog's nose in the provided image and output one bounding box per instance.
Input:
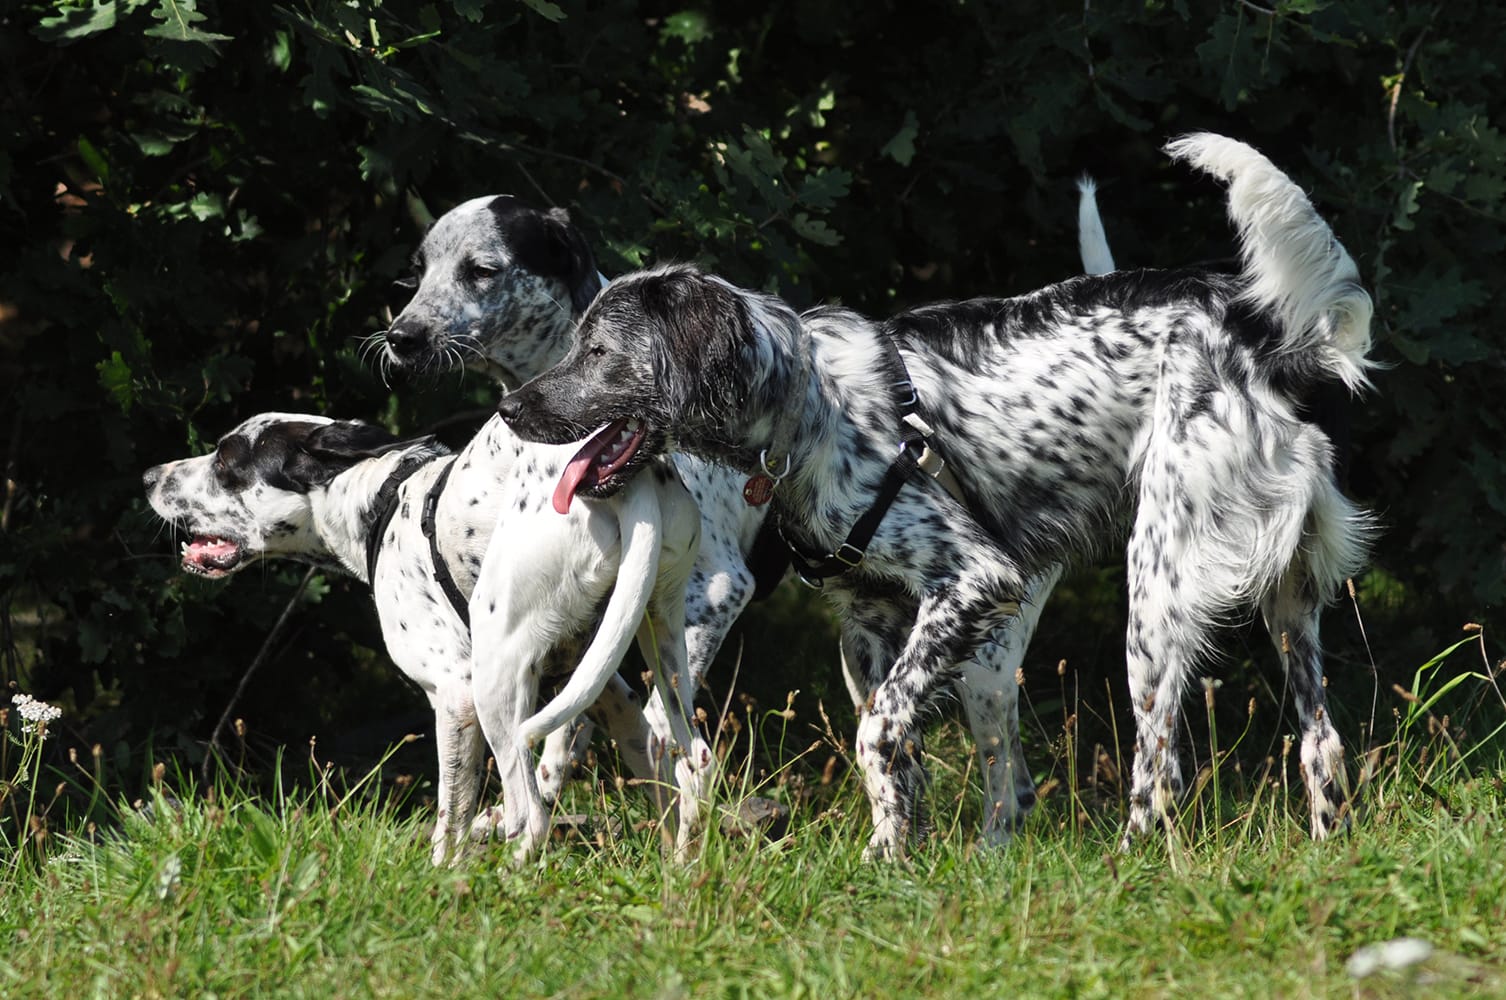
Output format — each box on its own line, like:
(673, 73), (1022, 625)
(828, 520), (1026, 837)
(496, 394), (523, 423)
(385, 318), (429, 359)
(142, 466), (163, 493)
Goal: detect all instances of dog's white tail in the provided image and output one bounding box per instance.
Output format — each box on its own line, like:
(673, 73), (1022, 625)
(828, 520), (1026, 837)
(1164, 133), (1373, 391)
(1076, 176), (1116, 275)
(519, 483), (663, 744)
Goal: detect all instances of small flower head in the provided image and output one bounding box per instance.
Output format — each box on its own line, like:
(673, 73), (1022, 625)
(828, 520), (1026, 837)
(12, 693), (62, 735)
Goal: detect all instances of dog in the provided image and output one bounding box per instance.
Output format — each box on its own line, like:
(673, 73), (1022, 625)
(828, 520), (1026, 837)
(143, 412), (686, 864)
(376, 189), (1119, 844)
(467, 447), (711, 862)
(496, 133), (1375, 857)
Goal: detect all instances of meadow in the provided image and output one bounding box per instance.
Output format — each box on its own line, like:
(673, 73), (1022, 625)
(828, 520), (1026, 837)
(5, 630), (1505, 998)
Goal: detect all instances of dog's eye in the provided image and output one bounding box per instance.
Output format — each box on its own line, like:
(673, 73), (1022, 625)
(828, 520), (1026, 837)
(587, 344), (606, 358)
(468, 262), (499, 281)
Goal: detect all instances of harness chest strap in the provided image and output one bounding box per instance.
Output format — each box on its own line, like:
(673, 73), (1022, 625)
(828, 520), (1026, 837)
(363, 453), (432, 586)
(363, 452), (472, 626)
(420, 459), (472, 626)
(785, 331), (971, 585)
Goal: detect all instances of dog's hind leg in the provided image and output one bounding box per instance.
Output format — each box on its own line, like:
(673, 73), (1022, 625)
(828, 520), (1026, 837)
(1262, 568), (1350, 839)
(956, 566), (1060, 846)
(1261, 482), (1368, 839)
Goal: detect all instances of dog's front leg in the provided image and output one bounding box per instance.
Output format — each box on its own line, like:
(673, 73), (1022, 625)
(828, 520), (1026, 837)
(430, 681), (486, 866)
(587, 673), (657, 782)
(854, 580), (1021, 860)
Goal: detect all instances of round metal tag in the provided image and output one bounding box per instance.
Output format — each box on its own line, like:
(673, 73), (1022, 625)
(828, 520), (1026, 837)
(742, 474), (775, 506)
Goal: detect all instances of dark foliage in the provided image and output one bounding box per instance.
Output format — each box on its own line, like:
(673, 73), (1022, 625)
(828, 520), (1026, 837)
(3, 0), (1502, 783)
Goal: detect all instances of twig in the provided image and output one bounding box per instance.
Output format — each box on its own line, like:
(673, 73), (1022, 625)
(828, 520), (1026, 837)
(1387, 8), (1440, 160)
(1081, 0), (1096, 84)
(1, 405), (21, 533)
(201, 567), (317, 782)
(1344, 579), (1381, 751)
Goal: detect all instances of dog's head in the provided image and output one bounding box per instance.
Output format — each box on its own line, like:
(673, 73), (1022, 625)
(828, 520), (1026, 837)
(383, 195), (599, 387)
(496, 265), (802, 513)
(143, 414), (412, 577)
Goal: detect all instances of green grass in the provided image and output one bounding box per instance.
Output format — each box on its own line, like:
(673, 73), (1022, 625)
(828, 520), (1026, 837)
(6, 642), (1506, 998)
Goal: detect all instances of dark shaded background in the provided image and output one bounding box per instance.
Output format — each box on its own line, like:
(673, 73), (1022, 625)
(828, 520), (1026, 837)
(2, 1), (1502, 795)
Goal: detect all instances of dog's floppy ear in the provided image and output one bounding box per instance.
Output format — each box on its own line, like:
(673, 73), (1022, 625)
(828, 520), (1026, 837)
(302, 420), (408, 459)
(544, 207), (600, 316)
(276, 421), (427, 492)
(491, 196), (599, 315)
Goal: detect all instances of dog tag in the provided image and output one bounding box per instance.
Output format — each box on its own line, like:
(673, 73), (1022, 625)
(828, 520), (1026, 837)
(743, 474), (775, 506)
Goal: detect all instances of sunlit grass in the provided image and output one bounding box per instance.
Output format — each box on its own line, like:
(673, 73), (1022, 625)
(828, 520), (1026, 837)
(4, 631), (1505, 997)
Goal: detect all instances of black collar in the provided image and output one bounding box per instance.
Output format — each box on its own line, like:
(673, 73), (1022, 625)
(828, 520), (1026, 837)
(782, 330), (962, 586)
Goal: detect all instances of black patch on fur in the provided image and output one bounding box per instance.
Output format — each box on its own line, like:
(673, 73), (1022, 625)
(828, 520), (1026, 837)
(488, 196), (599, 314)
(218, 421), (433, 494)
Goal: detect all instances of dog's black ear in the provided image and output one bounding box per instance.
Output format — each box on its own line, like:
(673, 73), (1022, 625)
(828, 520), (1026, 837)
(302, 420), (407, 460)
(544, 207), (600, 316)
(275, 421), (424, 492)
(636, 266), (703, 321)
(491, 196), (599, 315)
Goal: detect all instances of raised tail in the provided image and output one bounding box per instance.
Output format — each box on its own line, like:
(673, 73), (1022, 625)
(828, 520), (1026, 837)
(1076, 176), (1116, 275)
(518, 482), (663, 746)
(1164, 133), (1373, 392)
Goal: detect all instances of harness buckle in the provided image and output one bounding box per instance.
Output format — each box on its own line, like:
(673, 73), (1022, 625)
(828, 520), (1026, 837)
(835, 542), (866, 568)
(901, 411), (935, 438)
(915, 443), (947, 480)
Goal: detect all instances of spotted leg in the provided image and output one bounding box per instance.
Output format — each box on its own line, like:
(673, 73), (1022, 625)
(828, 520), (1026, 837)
(956, 566), (1061, 846)
(1263, 569), (1349, 838)
(854, 581), (1022, 860)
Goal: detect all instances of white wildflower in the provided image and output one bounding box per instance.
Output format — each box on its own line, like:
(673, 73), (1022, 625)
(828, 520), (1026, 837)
(1346, 937), (1434, 978)
(12, 692), (63, 735)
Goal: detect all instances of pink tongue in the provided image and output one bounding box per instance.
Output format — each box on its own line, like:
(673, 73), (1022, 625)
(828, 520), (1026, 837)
(552, 421), (624, 514)
(188, 537), (237, 560)
(552, 453), (597, 514)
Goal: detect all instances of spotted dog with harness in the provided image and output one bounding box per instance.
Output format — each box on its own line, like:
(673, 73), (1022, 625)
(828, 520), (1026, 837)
(497, 134), (1376, 856)
(379, 190), (1118, 844)
(143, 413), (675, 865)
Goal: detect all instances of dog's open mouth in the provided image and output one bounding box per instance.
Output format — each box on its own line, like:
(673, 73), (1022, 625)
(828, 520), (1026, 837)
(553, 419), (647, 514)
(181, 535), (245, 577)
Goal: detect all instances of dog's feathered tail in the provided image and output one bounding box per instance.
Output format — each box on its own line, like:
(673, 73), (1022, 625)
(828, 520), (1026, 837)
(1076, 176), (1116, 275)
(518, 484), (662, 746)
(1164, 133), (1373, 392)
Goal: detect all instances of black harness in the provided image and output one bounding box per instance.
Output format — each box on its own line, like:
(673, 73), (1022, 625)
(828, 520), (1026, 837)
(363, 452), (472, 625)
(782, 332), (961, 586)
(421, 459), (472, 625)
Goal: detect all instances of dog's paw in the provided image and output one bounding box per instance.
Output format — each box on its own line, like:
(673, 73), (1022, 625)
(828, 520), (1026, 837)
(469, 806), (503, 842)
